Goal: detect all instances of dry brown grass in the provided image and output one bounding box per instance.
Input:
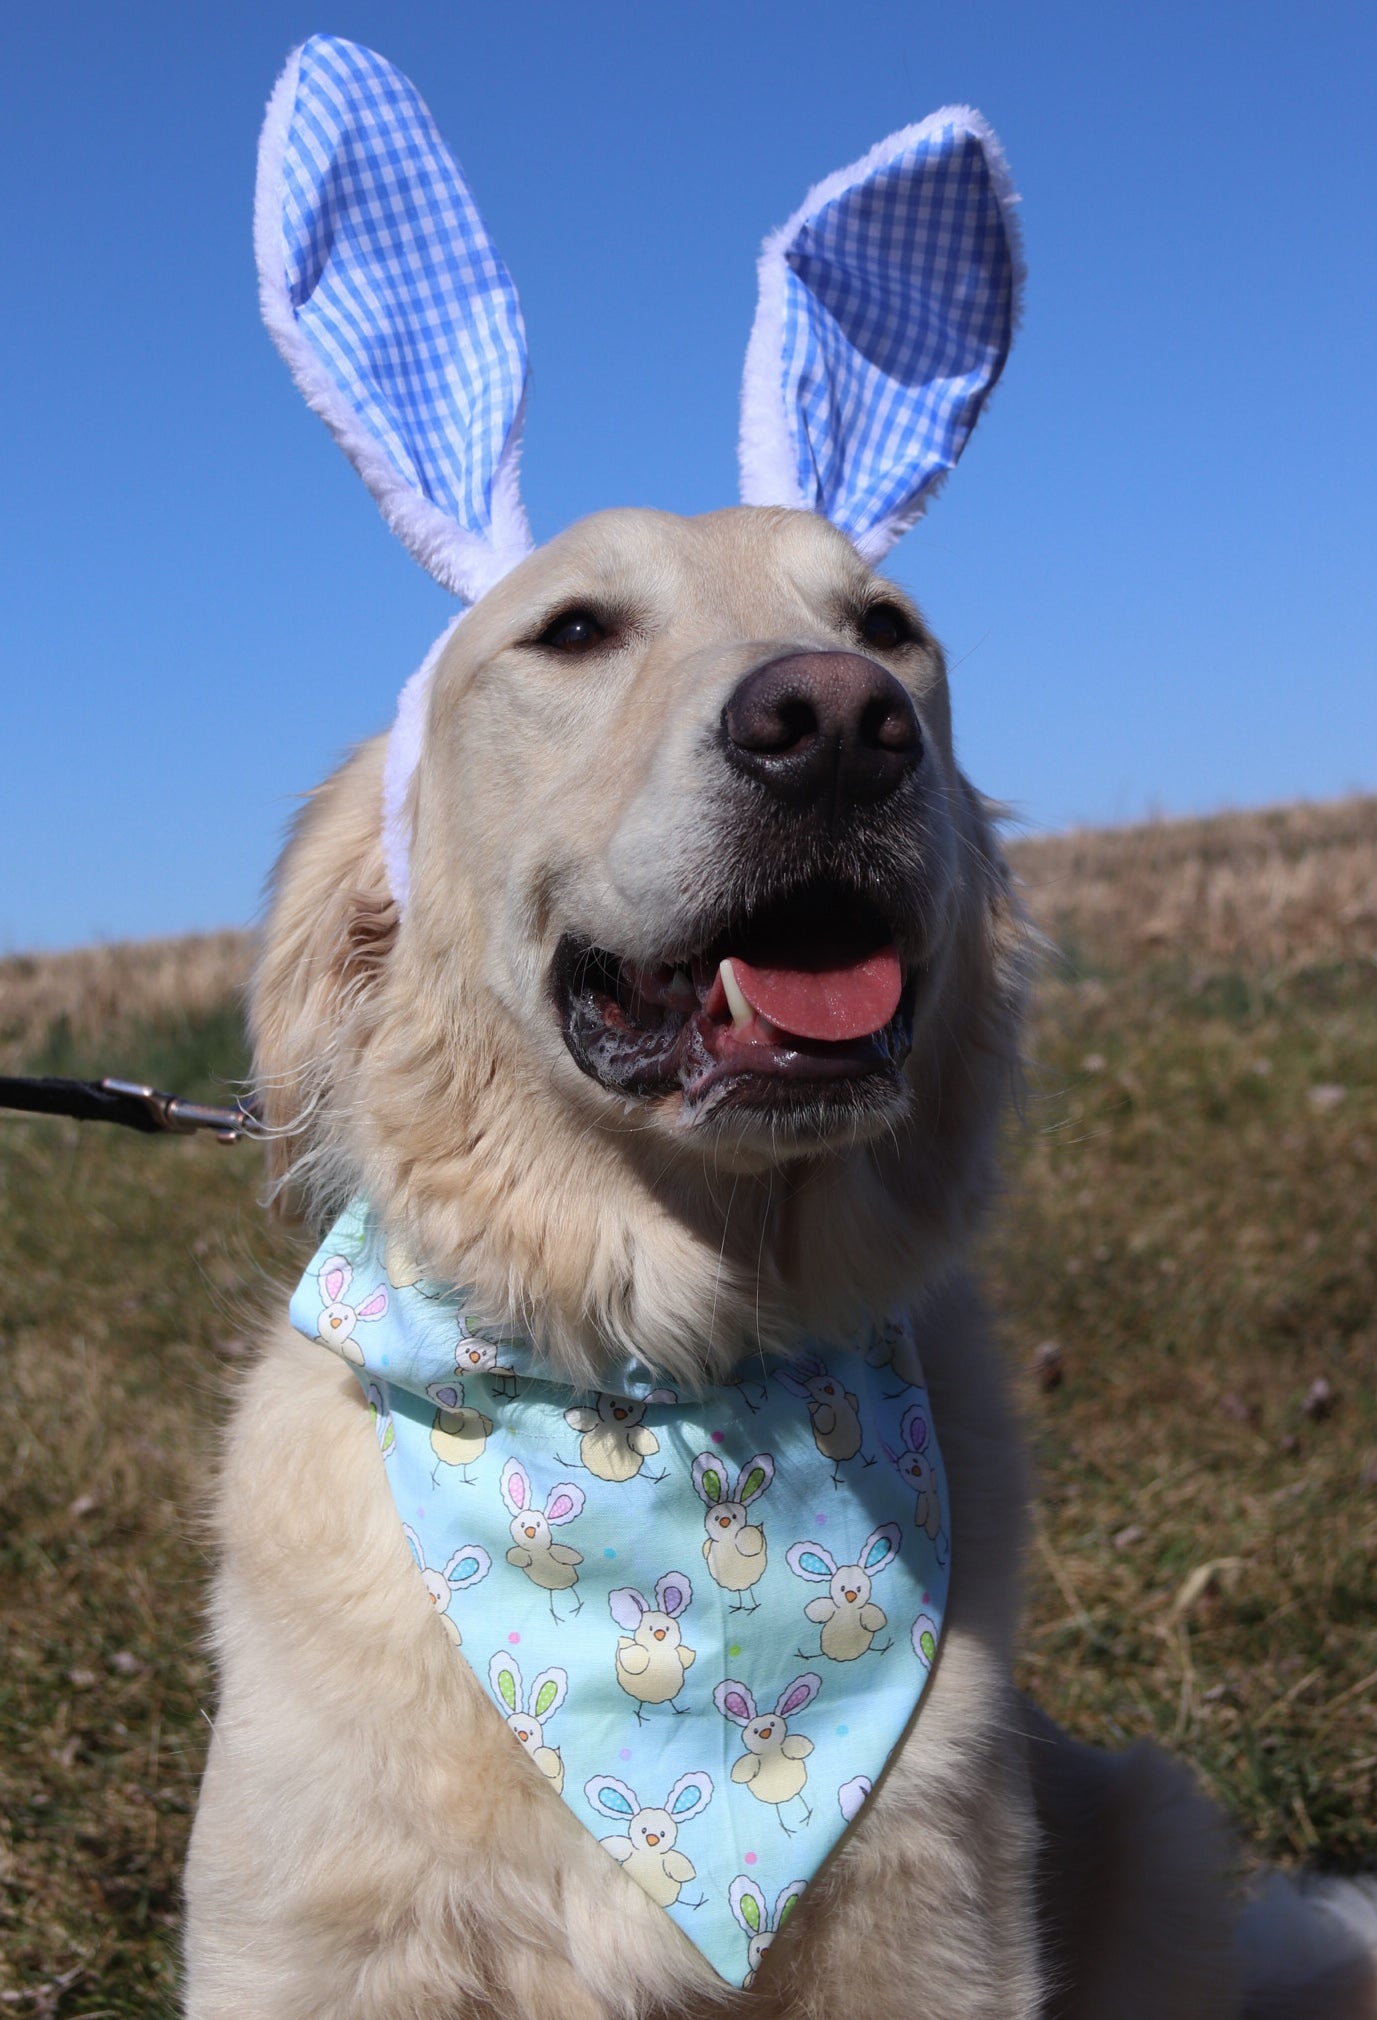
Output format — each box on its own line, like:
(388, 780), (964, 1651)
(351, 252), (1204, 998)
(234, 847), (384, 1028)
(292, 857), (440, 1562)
(1, 796), (1374, 2012)
(1008, 793), (1377, 977)
(0, 935), (253, 1075)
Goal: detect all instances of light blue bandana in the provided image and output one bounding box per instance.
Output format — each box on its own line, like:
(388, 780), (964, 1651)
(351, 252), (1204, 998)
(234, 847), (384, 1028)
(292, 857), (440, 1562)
(290, 1201), (951, 1988)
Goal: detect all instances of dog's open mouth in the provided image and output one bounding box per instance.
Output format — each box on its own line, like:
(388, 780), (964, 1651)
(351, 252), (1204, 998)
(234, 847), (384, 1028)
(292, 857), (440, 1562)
(555, 884), (916, 1116)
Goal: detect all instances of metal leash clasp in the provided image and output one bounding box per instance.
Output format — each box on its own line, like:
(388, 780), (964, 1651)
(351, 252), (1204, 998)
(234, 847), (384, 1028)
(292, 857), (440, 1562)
(99, 1079), (263, 1144)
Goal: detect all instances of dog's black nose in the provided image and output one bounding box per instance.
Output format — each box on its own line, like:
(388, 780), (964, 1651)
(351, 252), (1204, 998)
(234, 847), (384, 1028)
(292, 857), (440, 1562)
(722, 652), (921, 814)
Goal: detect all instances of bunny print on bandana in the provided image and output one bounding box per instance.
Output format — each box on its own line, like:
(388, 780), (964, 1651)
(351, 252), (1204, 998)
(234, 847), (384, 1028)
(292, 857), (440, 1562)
(775, 1355), (868, 1482)
(500, 1460), (585, 1618)
(563, 1390), (676, 1483)
(693, 1450), (774, 1608)
(713, 1673), (821, 1832)
(487, 1652), (569, 1794)
(610, 1576), (696, 1718)
(729, 1875), (807, 1988)
(786, 1525), (902, 1662)
(889, 1402), (948, 1564)
(585, 1774), (715, 1910)
(314, 1256), (389, 1366)
(400, 1525), (491, 1646)
(426, 1377), (493, 1483)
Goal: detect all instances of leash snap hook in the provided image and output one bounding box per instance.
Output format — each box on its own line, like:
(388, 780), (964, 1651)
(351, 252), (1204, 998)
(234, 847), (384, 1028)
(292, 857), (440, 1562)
(98, 1079), (261, 1143)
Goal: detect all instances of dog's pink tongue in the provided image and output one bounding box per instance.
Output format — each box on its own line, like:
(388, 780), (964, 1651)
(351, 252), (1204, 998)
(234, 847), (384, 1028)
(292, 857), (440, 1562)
(728, 946), (903, 1043)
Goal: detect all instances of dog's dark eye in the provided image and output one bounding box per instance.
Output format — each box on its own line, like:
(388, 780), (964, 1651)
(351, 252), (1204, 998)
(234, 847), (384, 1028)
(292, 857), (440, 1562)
(858, 602), (917, 651)
(535, 608), (609, 653)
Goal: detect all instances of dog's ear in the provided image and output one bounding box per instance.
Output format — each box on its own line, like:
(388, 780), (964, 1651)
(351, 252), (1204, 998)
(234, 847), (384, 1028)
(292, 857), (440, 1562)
(250, 735), (397, 1196)
(739, 109), (1021, 563)
(256, 35), (533, 602)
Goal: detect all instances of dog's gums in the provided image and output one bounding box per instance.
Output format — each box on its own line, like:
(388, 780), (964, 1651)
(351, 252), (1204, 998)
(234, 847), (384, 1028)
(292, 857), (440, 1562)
(554, 883), (917, 1116)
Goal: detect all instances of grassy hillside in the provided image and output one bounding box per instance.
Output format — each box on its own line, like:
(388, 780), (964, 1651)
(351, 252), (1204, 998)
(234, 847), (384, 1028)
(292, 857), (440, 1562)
(2, 799), (1375, 2013)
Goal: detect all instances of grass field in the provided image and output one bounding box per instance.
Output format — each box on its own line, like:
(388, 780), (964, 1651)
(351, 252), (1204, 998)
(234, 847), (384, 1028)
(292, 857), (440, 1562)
(2, 797), (1375, 2014)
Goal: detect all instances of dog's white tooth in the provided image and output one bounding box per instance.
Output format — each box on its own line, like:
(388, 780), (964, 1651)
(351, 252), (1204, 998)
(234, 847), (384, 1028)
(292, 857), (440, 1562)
(719, 958), (753, 1028)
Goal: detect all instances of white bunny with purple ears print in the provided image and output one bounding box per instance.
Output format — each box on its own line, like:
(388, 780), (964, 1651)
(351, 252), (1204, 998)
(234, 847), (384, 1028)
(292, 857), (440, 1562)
(255, 37), (1020, 915)
(890, 1403), (948, 1561)
(313, 1256), (388, 1367)
(424, 1376), (493, 1485)
(728, 1875), (807, 1988)
(713, 1672), (820, 1832)
(499, 1460), (585, 1618)
(400, 1525), (491, 1646)
(775, 1355), (868, 1482)
(610, 1574), (697, 1719)
(584, 1773), (714, 1910)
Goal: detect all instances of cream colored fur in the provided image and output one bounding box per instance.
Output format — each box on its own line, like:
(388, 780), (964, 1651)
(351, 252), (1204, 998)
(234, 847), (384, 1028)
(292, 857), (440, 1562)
(185, 508), (1374, 2017)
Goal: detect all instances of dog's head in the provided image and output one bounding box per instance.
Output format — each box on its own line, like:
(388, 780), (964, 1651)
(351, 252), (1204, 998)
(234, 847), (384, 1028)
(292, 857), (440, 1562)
(415, 504), (972, 1140)
(249, 39), (1028, 1382)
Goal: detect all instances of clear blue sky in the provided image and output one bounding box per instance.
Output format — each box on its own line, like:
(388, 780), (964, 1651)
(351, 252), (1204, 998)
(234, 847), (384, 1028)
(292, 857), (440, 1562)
(3, 0), (1374, 951)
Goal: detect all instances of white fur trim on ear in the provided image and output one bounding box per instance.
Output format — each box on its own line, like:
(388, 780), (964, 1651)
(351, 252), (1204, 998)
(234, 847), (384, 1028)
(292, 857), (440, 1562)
(739, 107), (1024, 563)
(738, 226), (808, 519)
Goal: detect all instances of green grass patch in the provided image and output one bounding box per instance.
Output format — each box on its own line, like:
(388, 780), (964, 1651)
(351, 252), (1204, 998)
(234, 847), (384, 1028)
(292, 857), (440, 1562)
(991, 957), (1377, 1871)
(0, 1007), (303, 2012)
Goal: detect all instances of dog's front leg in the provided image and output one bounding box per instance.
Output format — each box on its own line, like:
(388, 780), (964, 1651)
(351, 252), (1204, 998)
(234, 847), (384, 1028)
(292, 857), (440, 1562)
(1020, 1697), (1238, 2020)
(746, 1665), (1043, 2020)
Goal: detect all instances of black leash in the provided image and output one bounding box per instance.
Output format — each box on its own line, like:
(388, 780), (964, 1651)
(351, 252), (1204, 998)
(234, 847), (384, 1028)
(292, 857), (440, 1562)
(0, 1075), (261, 1143)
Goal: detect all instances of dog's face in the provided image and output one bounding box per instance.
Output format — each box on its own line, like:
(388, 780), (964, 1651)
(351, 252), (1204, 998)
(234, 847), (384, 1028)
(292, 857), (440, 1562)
(254, 504), (1026, 1375)
(408, 506), (962, 1163)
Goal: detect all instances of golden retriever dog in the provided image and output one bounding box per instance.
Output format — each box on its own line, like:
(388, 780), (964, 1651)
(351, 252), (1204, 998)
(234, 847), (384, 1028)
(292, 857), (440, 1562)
(184, 506), (1377, 2020)
(184, 37), (1377, 2019)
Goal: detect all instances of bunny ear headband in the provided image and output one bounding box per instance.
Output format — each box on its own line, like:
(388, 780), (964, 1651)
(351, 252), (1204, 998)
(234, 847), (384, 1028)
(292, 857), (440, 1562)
(256, 35), (1023, 908)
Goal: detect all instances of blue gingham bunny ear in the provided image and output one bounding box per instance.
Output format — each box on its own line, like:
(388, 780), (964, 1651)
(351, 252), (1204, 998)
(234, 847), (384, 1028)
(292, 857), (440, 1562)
(255, 35), (533, 602)
(738, 110), (1022, 563)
